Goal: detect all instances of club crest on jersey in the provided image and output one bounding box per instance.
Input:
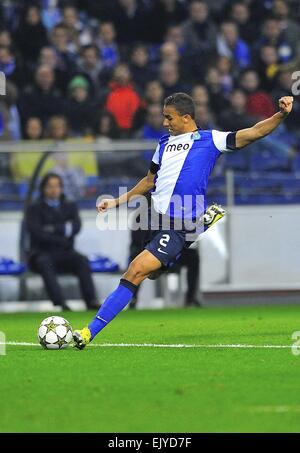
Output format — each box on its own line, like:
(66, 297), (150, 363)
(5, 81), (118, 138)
(192, 131), (201, 140)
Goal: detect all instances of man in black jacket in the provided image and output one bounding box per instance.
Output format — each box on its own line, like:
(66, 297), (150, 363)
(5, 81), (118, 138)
(26, 172), (98, 310)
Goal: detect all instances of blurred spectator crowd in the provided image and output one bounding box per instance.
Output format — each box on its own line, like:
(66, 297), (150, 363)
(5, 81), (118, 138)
(0, 0), (300, 139)
(0, 0), (300, 205)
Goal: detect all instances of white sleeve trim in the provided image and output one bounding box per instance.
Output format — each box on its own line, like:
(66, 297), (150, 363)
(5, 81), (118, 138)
(212, 130), (233, 153)
(151, 144), (160, 164)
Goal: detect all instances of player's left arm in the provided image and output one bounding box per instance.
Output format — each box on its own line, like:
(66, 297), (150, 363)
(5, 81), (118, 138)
(235, 96), (293, 149)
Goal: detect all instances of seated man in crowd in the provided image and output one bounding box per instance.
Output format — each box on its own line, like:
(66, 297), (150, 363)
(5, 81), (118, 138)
(25, 172), (98, 310)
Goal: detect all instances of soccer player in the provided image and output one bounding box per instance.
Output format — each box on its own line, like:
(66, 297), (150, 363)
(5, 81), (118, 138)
(73, 92), (293, 349)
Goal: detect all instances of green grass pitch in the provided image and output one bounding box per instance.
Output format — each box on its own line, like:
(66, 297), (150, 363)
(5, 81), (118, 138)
(0, 304), (300, 433)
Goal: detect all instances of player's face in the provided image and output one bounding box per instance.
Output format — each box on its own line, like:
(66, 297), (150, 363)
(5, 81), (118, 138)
(162, 106), (189, 136)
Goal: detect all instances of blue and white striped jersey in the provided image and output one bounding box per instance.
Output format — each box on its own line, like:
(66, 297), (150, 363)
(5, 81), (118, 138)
(150, 129), (233, 220)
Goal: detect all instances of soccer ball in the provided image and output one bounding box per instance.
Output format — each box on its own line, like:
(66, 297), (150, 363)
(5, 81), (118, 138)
(38, 316), (73, 350)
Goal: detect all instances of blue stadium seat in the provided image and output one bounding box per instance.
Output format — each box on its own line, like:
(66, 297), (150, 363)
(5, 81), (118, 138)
(236, 194), (287, 204)
(78, 199), (97, 209)
(206, 195), (226, 206)
(225, 153), (248, 171)
(0, 180), (21, 209)
(85, 176), (99, 187)
(292, 155), (300, 174)
(207, 177), (225, 203)
(250, 152), (290, 172)
(237, 176), (281, 192)
(257, 194), (287, 204)
(0, 201), (23, 210)
(208, 176), (225, 190)
(88, 255), (119, 273)
(279, 177), (300, 190)
(279, 177), (300, 200)
(18, 181), (29, 199)
(0, 257), (26, 275)
(283, 194), (300, 203)
(233, 171), (298, 205)
(0, 180), (18, 197)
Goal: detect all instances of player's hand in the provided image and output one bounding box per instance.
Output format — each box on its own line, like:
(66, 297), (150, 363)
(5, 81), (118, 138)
(279, 96), (293, 115)
(96, 198), (117, 213)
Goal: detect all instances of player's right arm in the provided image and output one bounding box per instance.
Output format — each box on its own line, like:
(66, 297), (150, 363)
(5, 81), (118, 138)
(97, 170), (156, 213)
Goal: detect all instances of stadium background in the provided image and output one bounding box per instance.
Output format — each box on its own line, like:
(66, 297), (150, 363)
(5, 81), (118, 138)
(1, 0), (300, 435)
(0, 0), (299, 306)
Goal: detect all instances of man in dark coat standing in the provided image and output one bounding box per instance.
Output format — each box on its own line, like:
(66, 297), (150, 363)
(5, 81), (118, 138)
(26, 172), (98, 310)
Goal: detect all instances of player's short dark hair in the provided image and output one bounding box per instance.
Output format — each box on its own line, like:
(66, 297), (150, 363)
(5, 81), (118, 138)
(39, 172), (63, 196)
(164, 93), (195, 119)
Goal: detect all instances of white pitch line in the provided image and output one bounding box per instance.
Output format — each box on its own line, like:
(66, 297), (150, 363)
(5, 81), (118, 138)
(0, 341), (39, 346)
(0, 341), (292, 349)
(248, 405), (300, 414)
(92, 343), (292, 349)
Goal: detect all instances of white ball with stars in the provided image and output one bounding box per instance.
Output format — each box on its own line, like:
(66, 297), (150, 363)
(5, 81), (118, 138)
(38, 316), (73, 350)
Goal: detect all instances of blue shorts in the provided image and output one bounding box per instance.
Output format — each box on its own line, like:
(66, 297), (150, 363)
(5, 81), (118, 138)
(140, 205), (201, 278)
(144, 228), (193, 269)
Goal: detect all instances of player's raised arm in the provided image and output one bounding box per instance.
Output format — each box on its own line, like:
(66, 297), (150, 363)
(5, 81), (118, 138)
(97, 170), (156, 213)
(235, 96), (294, 149)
